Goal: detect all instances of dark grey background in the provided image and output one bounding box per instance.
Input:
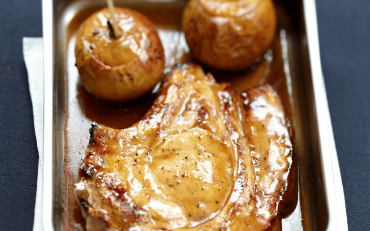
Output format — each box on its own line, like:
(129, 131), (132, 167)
(0, 0), (368, 230)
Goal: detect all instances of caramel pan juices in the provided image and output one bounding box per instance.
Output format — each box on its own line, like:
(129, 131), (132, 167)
(62, 3), (309, 230)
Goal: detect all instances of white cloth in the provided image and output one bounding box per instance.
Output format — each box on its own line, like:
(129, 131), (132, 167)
(22, 37), (44, 231)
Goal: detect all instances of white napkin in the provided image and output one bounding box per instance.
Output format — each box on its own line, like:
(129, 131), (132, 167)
(22, 37), (44, 231)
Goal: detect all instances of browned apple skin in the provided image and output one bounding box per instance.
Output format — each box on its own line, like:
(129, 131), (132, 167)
(75, 7), (165, 102)
(182, 0), (276, 71)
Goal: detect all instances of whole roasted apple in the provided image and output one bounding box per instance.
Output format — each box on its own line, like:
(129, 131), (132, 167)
(182, 0), (276, 71)
(75, 7), (165, 102)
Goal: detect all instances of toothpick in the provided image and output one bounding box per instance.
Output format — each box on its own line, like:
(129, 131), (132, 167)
(106, 0), (121, 38)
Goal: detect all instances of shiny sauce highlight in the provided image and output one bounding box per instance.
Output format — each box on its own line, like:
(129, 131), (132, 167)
(63, 5), (302, 231)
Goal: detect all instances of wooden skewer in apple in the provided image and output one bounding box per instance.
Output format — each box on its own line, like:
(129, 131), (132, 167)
(75, 0), (165, 102)
(106, 0), (121, 38)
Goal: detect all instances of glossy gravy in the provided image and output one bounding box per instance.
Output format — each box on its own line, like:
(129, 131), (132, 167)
(63, 5), (302, 231)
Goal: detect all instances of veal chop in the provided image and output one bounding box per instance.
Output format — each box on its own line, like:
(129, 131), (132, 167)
(74, 64), (294, 230)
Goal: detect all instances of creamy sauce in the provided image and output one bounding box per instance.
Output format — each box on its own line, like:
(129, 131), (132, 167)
(63, 6), (303, 231)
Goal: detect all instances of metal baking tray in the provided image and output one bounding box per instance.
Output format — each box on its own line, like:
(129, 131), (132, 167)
(41, 0), (348, 230)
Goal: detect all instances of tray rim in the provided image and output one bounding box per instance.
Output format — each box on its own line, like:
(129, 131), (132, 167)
(302, 0), (347, 230)
(42, 0), (54, 230)
(41, 0), (348, 230)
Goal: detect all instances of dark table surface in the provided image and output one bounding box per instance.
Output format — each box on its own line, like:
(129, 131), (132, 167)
(0, 0), (369, 230)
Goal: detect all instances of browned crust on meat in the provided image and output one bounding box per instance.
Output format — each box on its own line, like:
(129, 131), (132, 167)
(74, 65), (295, 230)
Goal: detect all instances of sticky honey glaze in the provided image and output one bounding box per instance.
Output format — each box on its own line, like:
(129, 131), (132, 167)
(75, 65), (255, 230)
(64, 6), (301, 231)
(240, 85), (295, 227)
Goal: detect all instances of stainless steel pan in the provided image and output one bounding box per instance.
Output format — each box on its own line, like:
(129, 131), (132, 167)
(41, 0), (347, 230)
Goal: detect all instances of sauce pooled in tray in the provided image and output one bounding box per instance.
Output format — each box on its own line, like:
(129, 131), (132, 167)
(63, 4), (303, 230)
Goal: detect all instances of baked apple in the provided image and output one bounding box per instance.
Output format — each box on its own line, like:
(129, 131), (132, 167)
(75, 7), (165, 102)
(182, 0), (276, 71)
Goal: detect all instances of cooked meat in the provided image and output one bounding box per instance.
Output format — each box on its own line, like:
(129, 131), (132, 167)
(230, 85), (295, 230)
(74, 64), (294, 230)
